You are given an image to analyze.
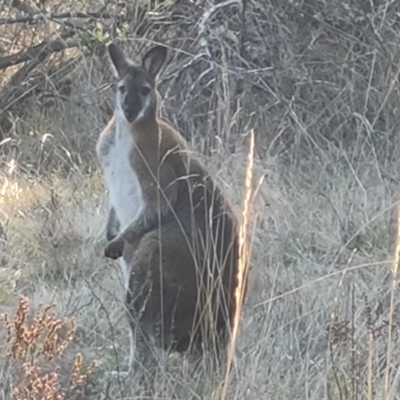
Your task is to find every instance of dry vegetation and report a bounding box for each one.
[1,296,96,400]
[2,0,400,398]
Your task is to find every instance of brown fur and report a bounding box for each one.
[97,43,245,361]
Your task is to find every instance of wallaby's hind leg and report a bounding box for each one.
[125,225,199,356]
[125,219,238,359]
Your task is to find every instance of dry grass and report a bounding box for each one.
[2,0,400,399]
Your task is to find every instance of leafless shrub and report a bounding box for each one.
[0,296,96,400]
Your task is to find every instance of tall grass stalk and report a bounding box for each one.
[384,202,400,399]
[221,130,255,400]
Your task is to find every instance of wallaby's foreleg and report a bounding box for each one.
[104,212,154,259]
[104,164,179,260]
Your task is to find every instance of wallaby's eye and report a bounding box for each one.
[140,87,151,96]
[119,85,126,94]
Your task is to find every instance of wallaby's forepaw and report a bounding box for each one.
[105,237,124,260]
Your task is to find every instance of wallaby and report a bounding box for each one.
[96,42,244,363]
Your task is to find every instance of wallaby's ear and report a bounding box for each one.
[108,43,128,76]
[142,46,167,80]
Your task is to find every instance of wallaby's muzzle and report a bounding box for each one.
[123,105,140,123]
[123,90,142,123]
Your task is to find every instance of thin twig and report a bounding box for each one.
[160,53,205,85]
[198,0,242,33]
[197,0,242,56]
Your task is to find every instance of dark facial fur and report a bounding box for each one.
[117,67,153,123]
[108,43,167,124]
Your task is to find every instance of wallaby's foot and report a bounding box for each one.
[105,237,124,259]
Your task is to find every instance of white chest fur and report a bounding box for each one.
[99,126,144,232]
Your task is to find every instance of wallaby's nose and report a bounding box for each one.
[124,104,141,123]
[124,94,141,123]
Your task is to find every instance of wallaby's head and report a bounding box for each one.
[108,43,167,124]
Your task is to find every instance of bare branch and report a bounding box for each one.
[0,36,80,71]
[10,0,40,15]
[0,11,112,26]
[0,58,42,114]
[197,0,242,57]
